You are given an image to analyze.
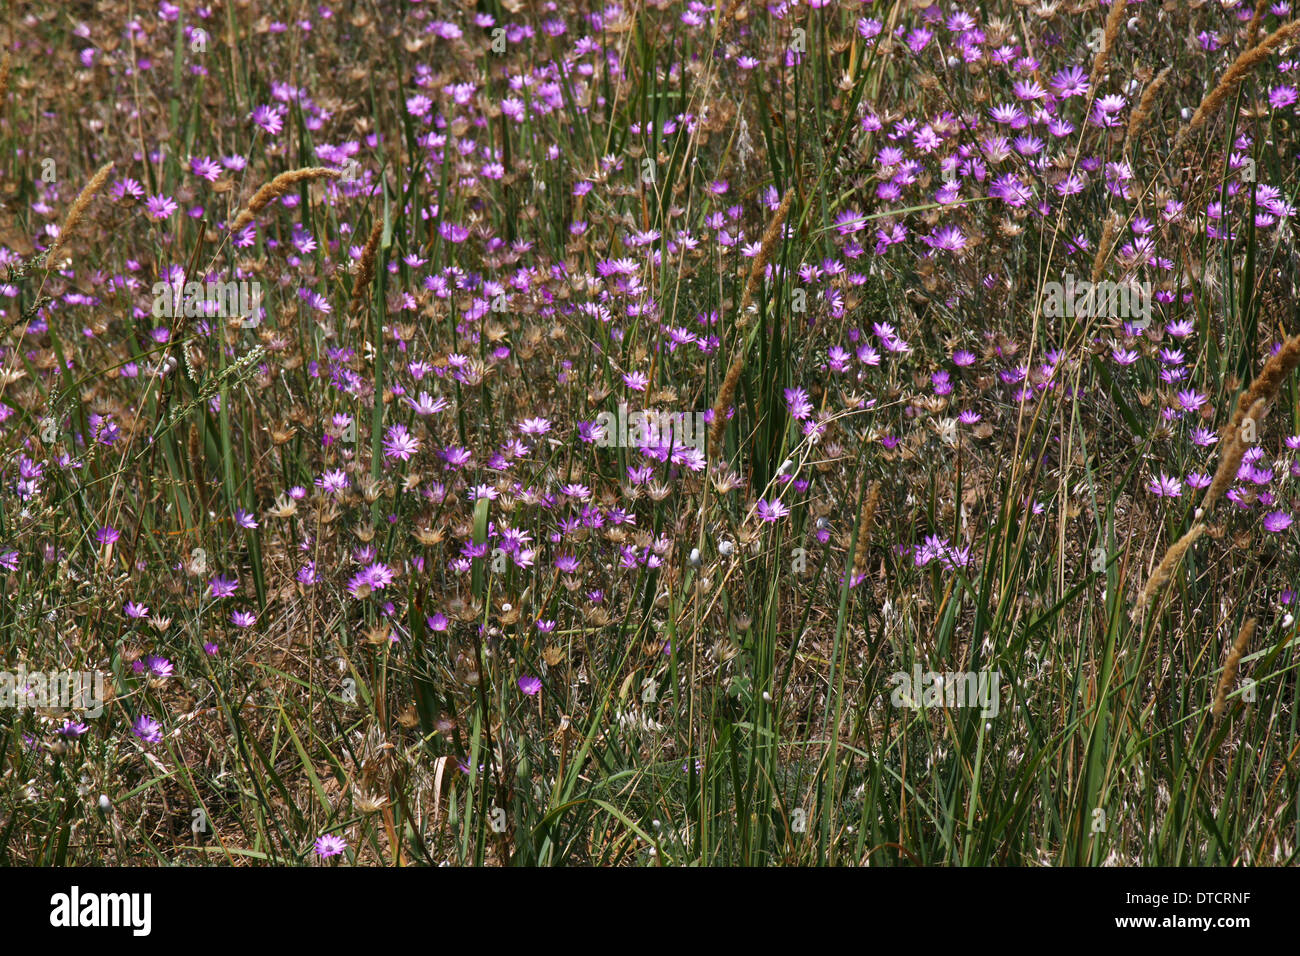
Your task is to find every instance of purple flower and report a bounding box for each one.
[210,575,239,598]
[348,562,396,596]
[1146,473,1182,498]
[784,388,813,420]
[517,675,542,696]
[1269,86,1298,110]
[132,715,163,744]
[145,194,178,220]
[383,423,421,462]
[1263,511,1293,533]
[189,156,223,181]
[145,655,173,678]
[1050,65,1089,98]
[314,834,348,858]
[250,104,286,136]
[925,224,967,252]
[1111,348,1140,366]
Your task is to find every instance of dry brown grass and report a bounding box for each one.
[1132,523,1206,621]
[1213,617,1256,718]
[1176,19,1300,148]
[229,167,343,234]
[349,218,384,316]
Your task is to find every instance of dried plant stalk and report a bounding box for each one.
[1212,617,1256,718]
[1226,335,1300,435]
[350,218,384,315]
[1088,0,1128,88]
[1177,20,1300,147]
[44,161,115,267]
[737,186,794,323]
[1089,214,1119,285]
[230,167,343,234]
[851,480,882,577]
[1132,523,1205,620]
[0,54,11,117]
[1247,0,1270,50]
[708,351,746,451]
[709,187,795,452]
[1125,66,1171,146]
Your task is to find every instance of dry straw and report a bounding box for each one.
[1225,334,1300,437]
[1131,523,1205,620]
[708,187,795,451]
[737,186,794,322]
[230,167,342,234]
[0,54,10,118]
[1199,396,1267,516]
[1212,617,1256,718]
[708,351,746,451]
[44,161,115,268]
[851,480,882,578]
[1125,66,1171,146]
[1176,19,1300,148]
[1198,335,1300,514]
[1089,214,1119,285]
[350,218,384,315]
[1247,0,1270,50]
[1087,0,1128,88]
